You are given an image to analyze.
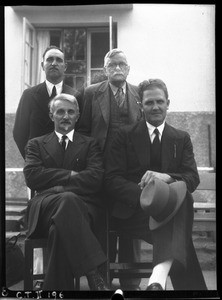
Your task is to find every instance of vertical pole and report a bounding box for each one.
[109,16,113,51]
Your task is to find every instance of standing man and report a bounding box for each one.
[23,93,109,291]
[104,79,207,290]
[13,45,83,159]
[78,48,143,290]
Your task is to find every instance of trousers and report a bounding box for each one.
[32,191,107,290]
[110,194,207,290]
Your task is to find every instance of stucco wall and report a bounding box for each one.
[5,4,215,113]
[5,111,215,198]
[5,111,215,169]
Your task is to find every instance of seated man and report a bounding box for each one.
[23,93,109,291]
[104,79,207,290]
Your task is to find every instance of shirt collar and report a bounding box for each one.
[146,121,165,139]
[55,129,74,142]
[45,80,63,96]
[109,82,127,95]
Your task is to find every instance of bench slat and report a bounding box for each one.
[6,205,27,214]
[194,202,215,209]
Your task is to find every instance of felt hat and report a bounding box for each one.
[140,178,187,230]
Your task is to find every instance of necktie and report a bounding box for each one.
[61,135,67,151]
[51,85,57,99]
[150,128,161,171]
[115,87,125,106]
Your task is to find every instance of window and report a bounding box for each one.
[36,26,117,90]
[22,18,36,91]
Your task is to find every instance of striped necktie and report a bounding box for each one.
[115,87,125,106]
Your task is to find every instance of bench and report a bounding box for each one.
[193,172,216,241]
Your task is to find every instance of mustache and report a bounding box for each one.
[61,120,71,124]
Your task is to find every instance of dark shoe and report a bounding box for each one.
[146,282,163,290]
[86,269,109,291]
[33,280,44,291]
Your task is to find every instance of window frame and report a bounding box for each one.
[22,17,36,92]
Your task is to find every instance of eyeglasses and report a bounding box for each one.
[106,62,128,70]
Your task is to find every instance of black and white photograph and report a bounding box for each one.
[2,4,217,300]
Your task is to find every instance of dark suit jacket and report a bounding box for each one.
[78,80,143,151]
[23,131,104,237]
[104,120,200,219]
[13,81,83,158]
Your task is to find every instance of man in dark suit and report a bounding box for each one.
[23,93,109,291]
[13,45,83,159]
[104,79,207,290]
[78,48,143,290]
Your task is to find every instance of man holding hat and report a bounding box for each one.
[104,79,207,290]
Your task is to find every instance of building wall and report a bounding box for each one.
[5,4,215,113]
[5,5,215,198]
[6,111,216,169]
[5,6,23,113]
[119,4,215,112]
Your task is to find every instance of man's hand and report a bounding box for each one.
[138,170,175,189]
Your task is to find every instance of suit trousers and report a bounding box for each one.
[33,191,107,290]
[110,195,207,290]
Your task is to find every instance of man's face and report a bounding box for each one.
[41,49,67,84]
[142,88,170,127]
[49,100,79,134]
[104,53,130,86]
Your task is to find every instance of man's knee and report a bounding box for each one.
[55,192,86,216]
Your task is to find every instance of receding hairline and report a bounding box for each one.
[42,46,64,61]
[48,93,79,112]
[104,48,128,67]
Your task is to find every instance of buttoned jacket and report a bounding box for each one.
[104,120,200,219]
[78,80,143,151]
[23,131,104,237]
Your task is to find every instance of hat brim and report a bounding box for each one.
[149,181,187,231]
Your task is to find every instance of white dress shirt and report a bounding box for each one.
[109,82,127,97]
[146,121,165,143]
[46,80,63,97]
[55,129,74,150]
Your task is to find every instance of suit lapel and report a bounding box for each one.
[43,132,64,167]
[34,82,51,116]
[36,82,72,117]
[127,83,142,123]
[130,121,177,172]
[131,121,150,169]
[96,81,111,126]
[63,132,85,169]
[161,123,176,171]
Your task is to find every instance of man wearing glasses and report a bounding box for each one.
[78,48,143,290]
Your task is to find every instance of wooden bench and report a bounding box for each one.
[193,172,216,241]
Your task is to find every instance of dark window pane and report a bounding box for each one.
[91,70,107,84]
[91,32,109,68]
[64,29,86,61]
[50,31,61,47]
[64,75,74,88]
[76,76,85,90]
[74,29,86,61]
[66,61,86,74]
